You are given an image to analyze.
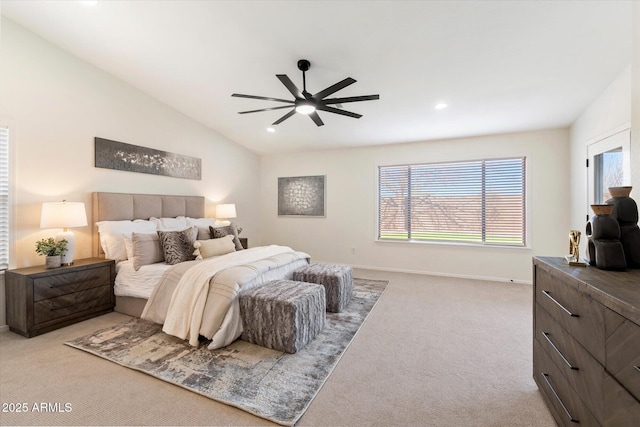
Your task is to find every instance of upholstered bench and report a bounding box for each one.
[239,280,326,354]
[293,263,353,313]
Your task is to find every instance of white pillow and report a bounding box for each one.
[180,217,219,240]
[193,235,236,260]
[96,220,157,261]
[150,217,190,231]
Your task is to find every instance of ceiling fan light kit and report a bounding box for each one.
[232,59,379,127]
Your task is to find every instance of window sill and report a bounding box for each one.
[375,238,532,251]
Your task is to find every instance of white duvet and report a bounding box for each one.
[141,245,309,349]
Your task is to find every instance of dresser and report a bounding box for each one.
[5,258,115,337]
[533,257,640,426]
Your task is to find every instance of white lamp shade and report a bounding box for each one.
[215,204,237,219]
[40,201,87,265]
[40,202,88,229]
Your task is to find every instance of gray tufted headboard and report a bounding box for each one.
[92,192,205,257]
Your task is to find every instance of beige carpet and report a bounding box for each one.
[0,269,555,426]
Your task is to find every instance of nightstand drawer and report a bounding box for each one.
[33,266,111,301]
[605,308,640,401]
[34,285,112,324]
[535,267,605,363]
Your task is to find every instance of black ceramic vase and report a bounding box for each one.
[586,204,626,270]
[606,186,640,268]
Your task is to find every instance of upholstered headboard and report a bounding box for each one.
[92,192,205,257]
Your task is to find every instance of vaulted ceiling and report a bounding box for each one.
[1,1,633,154]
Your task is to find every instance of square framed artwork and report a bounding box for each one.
[278,175,325,217]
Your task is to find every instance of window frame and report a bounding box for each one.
[376,156,527,248]
[0,125,10,271]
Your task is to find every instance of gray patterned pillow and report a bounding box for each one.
[157,226,198,265]
[210,223,244,250]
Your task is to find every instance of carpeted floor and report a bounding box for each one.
[64,278,387,426]
[0,269,556,426]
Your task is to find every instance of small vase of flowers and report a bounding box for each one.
[35,237,68,269]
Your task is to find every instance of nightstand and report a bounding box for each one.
[5,258,115,337]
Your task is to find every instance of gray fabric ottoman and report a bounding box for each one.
[239,280,326,354]
[293,263,353,313]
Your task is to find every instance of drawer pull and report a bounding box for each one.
[542,290,579,317]
[541,332,579,370]
[541,372,580,423]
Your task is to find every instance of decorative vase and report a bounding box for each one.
[606,186,640,268]
[586,204,626,270]
[45,255,61,269]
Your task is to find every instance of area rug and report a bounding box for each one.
[65,278,388,426]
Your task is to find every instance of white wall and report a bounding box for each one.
[0,18,261,327]
[261,128,570,283]
[632,2,640,185]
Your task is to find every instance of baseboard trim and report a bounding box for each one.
[0,324,9,333]
[315,261,532,285]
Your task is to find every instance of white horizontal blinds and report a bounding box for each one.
[484,158,526,246]
[378,157,526,246]
[0,127,9,269]
[378,165,409,239]
[410,161,483,243]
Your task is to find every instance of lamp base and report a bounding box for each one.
[55,230,76,266]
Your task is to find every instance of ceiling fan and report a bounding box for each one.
[231,59,379,127]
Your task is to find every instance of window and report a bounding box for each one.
[0,126,8,270]
[378,157,526,246]
[587,129,630,206]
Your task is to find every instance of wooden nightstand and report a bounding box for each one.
[5,258,115,337]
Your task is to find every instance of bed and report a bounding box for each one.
[91,192,310,349]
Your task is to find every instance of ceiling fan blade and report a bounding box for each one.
[272,109,297,125]
[309,111,324,127]
[322,94,380,104]
[276,74,303,99]
[317,105,362,119]
[232,93,294,104]
[238,105,295,114]
[313,77,356,100]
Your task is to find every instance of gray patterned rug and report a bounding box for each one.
[65,278,388,426]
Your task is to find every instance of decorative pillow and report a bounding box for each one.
[96,220,157,261]
[193,235,236,260]
[128,232,165,271]
[150,217,190,231]
[157,226,198,265]
[210,223,244,250]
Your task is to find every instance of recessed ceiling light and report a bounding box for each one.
[435,103,448,110]
[267,127,276,133]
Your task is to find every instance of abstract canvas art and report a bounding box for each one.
[278,175,325,216]
[95,137,201,180]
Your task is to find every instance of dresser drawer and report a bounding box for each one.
[34,285,112,324]
[535,267,605,363]
[605,308,640,401]
[534,340,600,427]
[33,266,110,302]
[535,303,605,422]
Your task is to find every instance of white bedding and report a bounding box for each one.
[114,260,171,299]
[141,245,310,349]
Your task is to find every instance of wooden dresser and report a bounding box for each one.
[533,257,640,426]
[5,258,115,337]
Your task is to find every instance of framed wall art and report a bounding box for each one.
[95,137,201,180]
[278,175,325,217]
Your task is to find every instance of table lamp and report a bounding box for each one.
[40,200,88,265]
[215,204,236,226]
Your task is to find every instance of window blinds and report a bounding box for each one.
[0,127,9,270]
[378,157,526,246]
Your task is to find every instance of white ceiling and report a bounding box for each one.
[1,1,633,155]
